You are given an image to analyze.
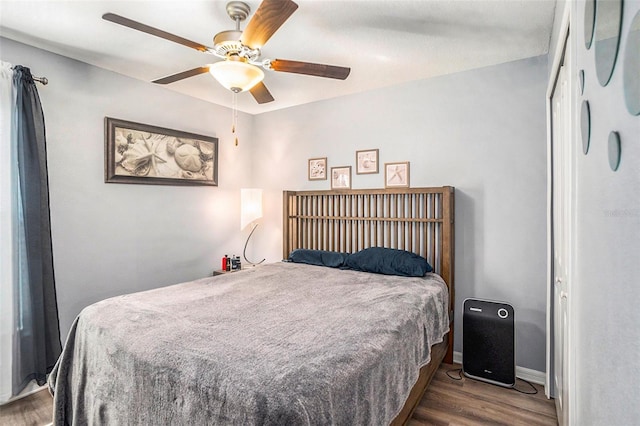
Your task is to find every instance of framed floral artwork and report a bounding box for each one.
[105,117,218,186]
[385,162,410,188]
[308,157,327,180]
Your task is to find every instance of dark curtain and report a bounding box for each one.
[12,66,61,394]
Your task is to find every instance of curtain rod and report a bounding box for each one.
[10,66,48,85]
[33,76,48,85]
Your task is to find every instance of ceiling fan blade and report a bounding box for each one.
[270,59,351,80]
[152,66,211,84]
[249,81,275,104]
[241,0,299,48]
[102,13,211,52]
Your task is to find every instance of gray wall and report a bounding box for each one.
[2,37,551,373]
[562,0,640,423]
[252,55,549,372]
[0,37,256,338]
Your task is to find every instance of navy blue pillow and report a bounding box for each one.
[344,247,433,277]
[288,249,349,268]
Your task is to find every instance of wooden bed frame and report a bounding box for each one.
[282,186,455,424]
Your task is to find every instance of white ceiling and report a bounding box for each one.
[0,0,557,115]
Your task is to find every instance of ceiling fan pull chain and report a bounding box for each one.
[232,91,239,146]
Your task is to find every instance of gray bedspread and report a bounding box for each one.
[49,262,449,425]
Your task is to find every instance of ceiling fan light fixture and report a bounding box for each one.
[209,60,264,93]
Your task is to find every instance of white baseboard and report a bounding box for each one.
[452,351,546,385]
[0,381,46,406]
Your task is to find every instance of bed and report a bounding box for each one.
[49,186,455,425]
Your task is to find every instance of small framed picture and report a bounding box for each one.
[331,166,352,189]
[308,157,327,180]
[356,149,379,174]
[385,162,410,188]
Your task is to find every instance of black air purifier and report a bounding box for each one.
[462,298,515,387]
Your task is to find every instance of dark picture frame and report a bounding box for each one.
[105,117,218,186]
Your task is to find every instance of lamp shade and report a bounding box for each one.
[241,188,263,230]
[209,60,264,93]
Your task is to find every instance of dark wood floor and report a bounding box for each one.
[0,387,52,426]
[412,364,557,425]
[0,363,557,426]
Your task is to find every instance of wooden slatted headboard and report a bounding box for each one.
[283,186,455,363]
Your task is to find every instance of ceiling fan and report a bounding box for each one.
[102,0,351,104]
